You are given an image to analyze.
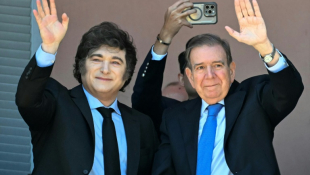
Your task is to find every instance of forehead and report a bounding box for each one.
[190,45,227,64]
[89,45,126,59]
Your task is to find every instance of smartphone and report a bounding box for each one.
[186,2,217,25]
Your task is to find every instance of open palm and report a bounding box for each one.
[33,0,69,53]
[226,0,268,47]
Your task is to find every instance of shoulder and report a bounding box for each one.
[163,98,200,117]
[236,74,270,90]
[44,78,69,96]
[118,102,154,124]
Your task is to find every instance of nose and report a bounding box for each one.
[204,66,215,79]
[100,61,110,74]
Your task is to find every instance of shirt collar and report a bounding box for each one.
[82,86,121,115]
[201,99,225,115]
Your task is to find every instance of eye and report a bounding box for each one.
[112,61,121,65]
[196,65,204,70]
[214,64,223,68]
[91,58,101,62]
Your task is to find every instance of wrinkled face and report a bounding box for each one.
[185,45,236,104]
[81,46,127,98]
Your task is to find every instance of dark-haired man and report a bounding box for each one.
[15,0,158,174]
[152,0,303,174]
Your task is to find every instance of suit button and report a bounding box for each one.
[29,67,32,70]
[83,170,89,174]
[142,73,145,77]
[147,62,149,65]
[25,76,28,79]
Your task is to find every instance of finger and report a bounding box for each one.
[225,26,241,42]
[62,13,69,31]
[169,0,187,12]
[175,2,194,13]
[37,0,46,18]
[239,0,249,17]
[33,10,42,29]
[252,0,262,17]
[179,8,197,18]
[235,0,243,20]
[245,0,254,16]
[50,0,57,17]
[182,19,193,28]
[42,0,50,15]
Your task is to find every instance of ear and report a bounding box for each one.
[178,73,184,86]
[185,67,195,89]
[229,61,236,83]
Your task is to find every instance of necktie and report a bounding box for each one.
[97,107,121,175]
[196,103,223,175]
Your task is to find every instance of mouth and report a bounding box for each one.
[96,77,112,81]
[205,84,218,87]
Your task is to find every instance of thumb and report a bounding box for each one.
[62,13,69,31]
[225,26,241,42]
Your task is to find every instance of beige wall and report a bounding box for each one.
[49,0,310,174]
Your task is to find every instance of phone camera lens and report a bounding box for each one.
[211,5,214,9]
[206,5,209,9]
[208,10,212,14]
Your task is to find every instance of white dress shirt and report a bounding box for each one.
[150,45,289,175]
[35,45,128,175]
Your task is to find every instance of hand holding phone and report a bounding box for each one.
[186,2,218,25]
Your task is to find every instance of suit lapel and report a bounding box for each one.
[70,85,95,146]
[179,98,201,175]
[118,102,140,175]
[224,81,246,144]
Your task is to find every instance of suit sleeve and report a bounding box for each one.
[15,54,58,131]
[152,111,176,175]
[131,47,168,134]
[258,53,304,127]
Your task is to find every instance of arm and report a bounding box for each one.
[152,113,176,175]
[225,0,303,126]
[15,0,69,130]
[132,0,196,134]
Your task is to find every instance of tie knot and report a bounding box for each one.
[97,107,115,118]
[207,103,223,117]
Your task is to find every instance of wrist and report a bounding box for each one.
[41,43,59,54]
[159,29,174,44]
[253,39,273,57]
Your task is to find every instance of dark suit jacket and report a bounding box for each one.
[152,55,304,175]
[132,48,180,135]
[16,55,158,175]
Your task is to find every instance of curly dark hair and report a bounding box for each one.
[185,33,232,70]
[73,22,137,92]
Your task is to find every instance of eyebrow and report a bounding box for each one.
[89,54,124,63]
[193,60,225,68]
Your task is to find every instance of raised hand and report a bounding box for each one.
[225,0,270,49]
[154,0,196,54]
[33,0,69,54]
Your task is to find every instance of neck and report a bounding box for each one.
[95,93,117,107]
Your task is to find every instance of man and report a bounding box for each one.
[15,0,158,174]
[152,0,303,174]
[132,0,198,134]
[162,81,188,102]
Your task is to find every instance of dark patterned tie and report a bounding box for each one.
[97,107,121,175]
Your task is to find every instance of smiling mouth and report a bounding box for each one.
[205,84,218,87]
[96,77,112,81]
